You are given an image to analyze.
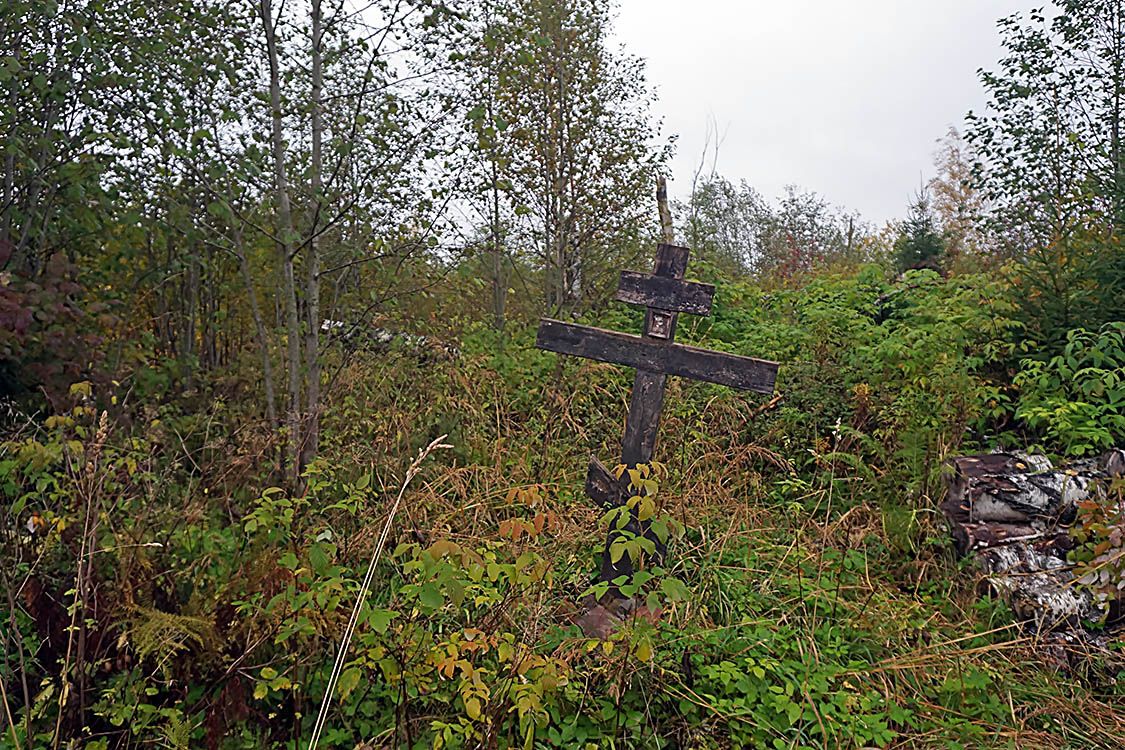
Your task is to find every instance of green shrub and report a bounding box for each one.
[1014,322,1125,456]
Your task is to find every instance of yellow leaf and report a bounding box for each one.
[428,539,461,558]
[635,640,653,662]
[337,667,361,698]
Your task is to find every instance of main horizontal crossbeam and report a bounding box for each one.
[536,319,779,394]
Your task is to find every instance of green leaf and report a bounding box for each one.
[660,577,691,602]
[368,608,397,634]
[446,578,465,607]
[418,583,444,610]
[308,543,332,575]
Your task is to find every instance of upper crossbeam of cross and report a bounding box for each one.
[536,243,779,583]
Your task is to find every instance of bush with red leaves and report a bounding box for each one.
[0,248,115,409]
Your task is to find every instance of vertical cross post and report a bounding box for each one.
[620,244,689,463]
[600,244,688,584]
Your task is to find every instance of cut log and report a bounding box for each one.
[977,544,1104,630]
[950,521,1059,553]
[942,451,1125,548]
[942,450,1125,635]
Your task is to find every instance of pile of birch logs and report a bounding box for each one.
[942,450,1125,631]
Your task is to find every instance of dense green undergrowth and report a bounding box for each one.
[3,266,1124,749]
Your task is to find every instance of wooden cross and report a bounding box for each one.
[536,243,779,585]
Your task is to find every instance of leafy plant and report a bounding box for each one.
[1070,481,1125,609]
[1015,322,1125,455]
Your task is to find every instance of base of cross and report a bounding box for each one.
[577,454,670,638]
[571,591,662,640]
[584,455,668,585]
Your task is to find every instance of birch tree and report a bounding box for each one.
[488,0,669,314]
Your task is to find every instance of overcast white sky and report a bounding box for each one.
[613,0,1035,226]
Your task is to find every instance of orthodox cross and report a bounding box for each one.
[536,243,779,585]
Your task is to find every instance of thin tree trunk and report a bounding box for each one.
[490,158,506,331]
[260,0,303,484]
[656,176,673,244]
[2,57,14,255]
[485,47,506,331]
[1110,3,1125,231]
[553,9,574,311]
[183,238,200,381]
[301,0,323,474]
[235,227,278,433]
[159,216,175,357]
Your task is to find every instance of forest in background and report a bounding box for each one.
[2,0,1125,747]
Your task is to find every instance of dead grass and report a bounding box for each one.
[309,352,1125,748]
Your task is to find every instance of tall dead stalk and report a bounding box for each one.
[306,434,452,750]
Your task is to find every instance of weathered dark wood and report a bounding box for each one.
[603,244,691,584]
[586,456,624,509]
[619,244,692,482]
[536,319,779,394]
[587,455,655,585]
[615,271,714,316]
[653,243,689,277]
[642,244,689,345]
[656,178,675,245]
[535,240,779,591]
[622,371,667,465]
[612,368,671,582]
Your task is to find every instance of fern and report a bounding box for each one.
[126,607,216,673]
